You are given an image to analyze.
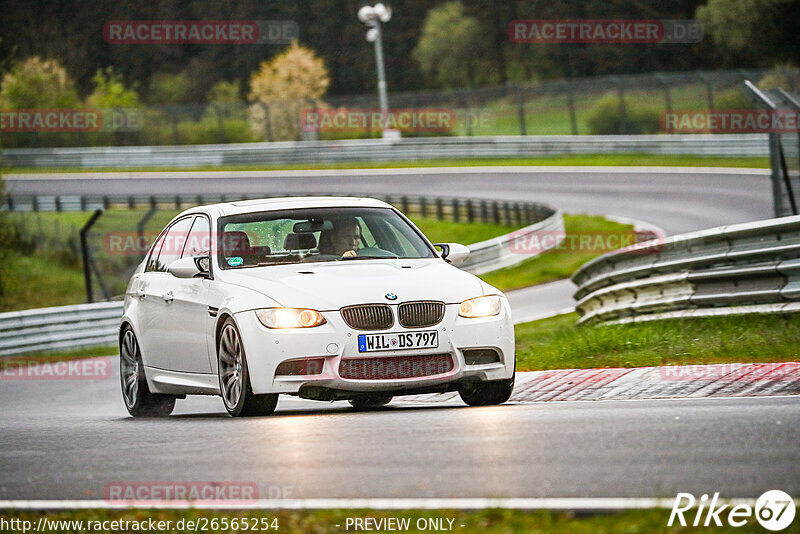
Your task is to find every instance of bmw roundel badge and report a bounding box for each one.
[385,293,398,301]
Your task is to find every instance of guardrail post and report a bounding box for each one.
[401,196,409,214]
[503,202,512,226]
[480,200,488,223]
[80,209,104,304]
[420,197,428,218]
[466,199,475,223]
[451,198,460,222]
[54,196,61,212]
[435,198,443,220]
[514,203,522,226]
[492,201,500,225]
[32,196,39,212]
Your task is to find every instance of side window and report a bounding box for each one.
[145,232,167,272]
[152,217,194,272]
[182,216,211,258]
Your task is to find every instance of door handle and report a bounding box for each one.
[161,291,174,303]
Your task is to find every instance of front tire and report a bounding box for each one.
[458,375,515,406]
[348,394,392,410]
[218,319,278,417]
[119,327,176,417]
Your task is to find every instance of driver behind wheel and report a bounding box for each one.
[318,217,361,258]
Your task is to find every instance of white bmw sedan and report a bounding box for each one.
[119,197,515,417]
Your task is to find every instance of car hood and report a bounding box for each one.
[220,258,485,310]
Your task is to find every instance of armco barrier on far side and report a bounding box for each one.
[1,134,769,169]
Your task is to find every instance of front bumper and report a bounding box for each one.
[235,300,515,397]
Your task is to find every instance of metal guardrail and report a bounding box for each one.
[1,134,769,168]
[572,215,800,325]
[0,198,563,356]
[0,302,123,356]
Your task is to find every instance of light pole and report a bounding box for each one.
[358,3,395,138]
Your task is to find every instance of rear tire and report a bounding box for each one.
[119,326,176,417]
[459,374,515,406]
[348,394,392,410]
[218,319,278,417]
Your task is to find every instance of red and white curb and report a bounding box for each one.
[513,362,800,402]
[397,362,800,405]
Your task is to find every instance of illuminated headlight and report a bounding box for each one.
[459,295,501,318]
[255,308,327,328]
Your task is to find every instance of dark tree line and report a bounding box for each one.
[0,0,796,101]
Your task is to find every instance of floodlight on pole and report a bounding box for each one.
[358,3,395,138]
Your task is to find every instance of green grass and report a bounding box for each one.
[0,508,761,533]
[515,312,800,372]
[4,255,86,310]
[412,217,517,245]
[3,154,769,174]
[479,214,634,292]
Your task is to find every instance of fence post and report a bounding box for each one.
[698,72,715,110]
[214,104,226,144]
[503,202,512,226]
[514,84,527,136]
[451,198,460,222]
[657,73,673,117]
[480,200,488,223]
[80,209,104,304]
[614,77,628,134]
[460,91,473,136]
[492,201,500,225]
[420,197,428,218]
[466,199,475,223]
[565,81,578,135]
[435,198,443,220]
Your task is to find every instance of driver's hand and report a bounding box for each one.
[342,250,357,258]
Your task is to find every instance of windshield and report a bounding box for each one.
[217,206,436,268]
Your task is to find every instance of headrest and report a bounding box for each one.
[222,231,253,255]
[284,232,317,251]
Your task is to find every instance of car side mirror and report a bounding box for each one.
[168,256,211,279]
[433,243,470,265]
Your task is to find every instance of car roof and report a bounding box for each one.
[179,196,394,219]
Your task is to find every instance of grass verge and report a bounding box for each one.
[3,154,769,174]
[0,508,752,533]
[515,312,800,371]
[479,214,633,292]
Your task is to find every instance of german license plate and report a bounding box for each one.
[357,331,438,352]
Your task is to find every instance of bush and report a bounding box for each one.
[586,93,661,135]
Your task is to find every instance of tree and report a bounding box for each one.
[696,0,800,66]
[86,67,141,108]
[0,56,80,109]
[412,1,495,88]
[148,73,191,105]
[248,41,330,141]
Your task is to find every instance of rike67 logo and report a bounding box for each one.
[669,491,795,531]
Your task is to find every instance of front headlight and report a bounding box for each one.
[459,295,502,318]
[255,308,327,328]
